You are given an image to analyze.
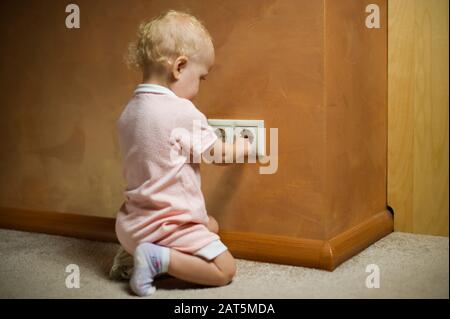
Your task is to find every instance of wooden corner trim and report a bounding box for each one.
[324,210,394,270]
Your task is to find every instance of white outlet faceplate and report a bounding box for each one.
[207,119,265,156]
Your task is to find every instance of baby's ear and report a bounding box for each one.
[172,56,188,79]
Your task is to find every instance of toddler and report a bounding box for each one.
[114,10,249,296]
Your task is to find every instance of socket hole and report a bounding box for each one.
[240,128,254,144]
[215,128,226,142]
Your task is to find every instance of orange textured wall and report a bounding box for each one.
[324,0,387,238]
[0,0,387,242]
[199,0,327,239]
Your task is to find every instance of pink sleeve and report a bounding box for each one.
[173,102,218,158]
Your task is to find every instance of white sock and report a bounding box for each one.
[130,243,170,296]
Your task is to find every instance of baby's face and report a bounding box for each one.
[170,49,214,100]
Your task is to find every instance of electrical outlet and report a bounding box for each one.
[214,127,227,142]
[212,126,234,143]
[234,126,257,156]
[208,119,265,156]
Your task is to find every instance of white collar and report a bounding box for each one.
[134,84,177,97]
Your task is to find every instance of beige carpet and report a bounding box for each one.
[0,228,448,299]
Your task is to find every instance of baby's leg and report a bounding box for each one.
[130,243,236,296]
[168,249,236,286]
[117,217,218,282]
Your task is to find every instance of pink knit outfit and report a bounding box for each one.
[115,84,227,260]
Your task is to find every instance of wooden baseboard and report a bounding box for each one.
[0,207,117,242]
[0,206,393,271]
[219,230,328,269]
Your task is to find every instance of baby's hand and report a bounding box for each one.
[207,136,251,165]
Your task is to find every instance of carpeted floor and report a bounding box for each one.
[0,228,448,299]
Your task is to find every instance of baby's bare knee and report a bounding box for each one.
[222,261,237,284]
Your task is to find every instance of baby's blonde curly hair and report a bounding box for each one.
[127,10,214,73]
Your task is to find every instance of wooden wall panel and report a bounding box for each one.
[388,0,449,236]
